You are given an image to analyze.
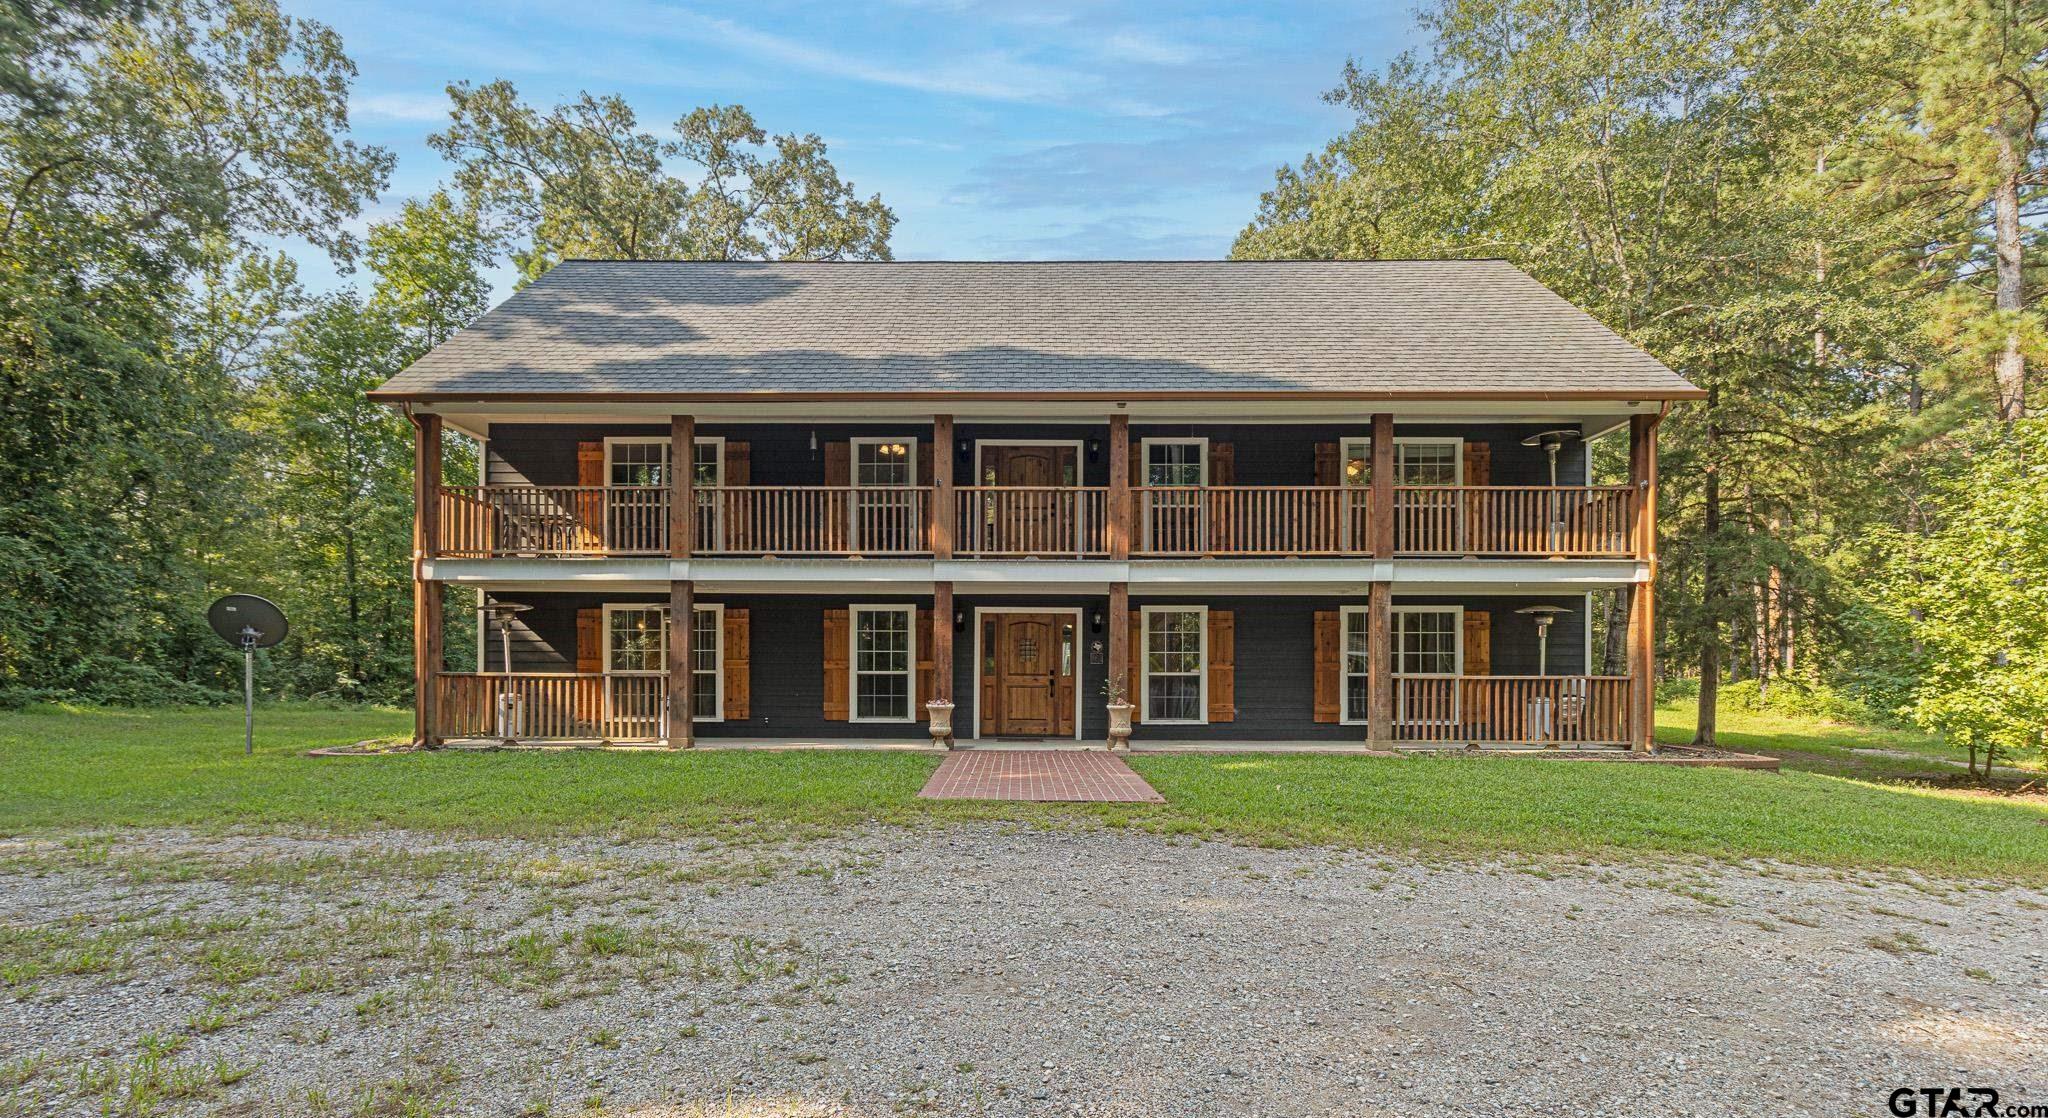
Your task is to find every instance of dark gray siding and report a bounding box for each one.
[486,422,1589,489]
[478,590,1589,741]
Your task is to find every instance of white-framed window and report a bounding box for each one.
[1340,605,1371,724]
[1338,437,1464,486]
[1141,605,1207,724]
[851,604,915,722]
[851,438,917,487]
[601,603,723,722]
[1392,605,1462,676]
[602,436,725,487]
[1140,438,1208,486]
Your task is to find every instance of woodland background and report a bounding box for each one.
[2,0,2044,771]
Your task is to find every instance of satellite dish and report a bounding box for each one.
[208,594,288,650]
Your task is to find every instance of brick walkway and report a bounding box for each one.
[917,750,1165,803]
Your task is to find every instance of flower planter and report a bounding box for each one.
[1106,702,1135,752]
[924,699,956,749]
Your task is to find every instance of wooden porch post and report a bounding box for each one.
[932,414,954,560]
[932,580,955,744]
[1108,413,1130,561]
[1628,413,1661,752]
[1367,582,1392,745]
[411,411,443,747]
[670,414,695,558]
[1107,580,1129,748]
[1367,412,1395,745]
[668,579,694,749]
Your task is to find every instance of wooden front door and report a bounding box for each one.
[980,612,1077,737]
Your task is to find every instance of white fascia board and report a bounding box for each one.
[1389,559,1646,588]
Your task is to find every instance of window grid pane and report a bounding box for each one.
[1394,611,1458,676]
[610,442,668,487]
[856,442,913,487]
[1342,610,1371,721]
[1146,443,1203,487]
[608,607,666,673]
[854,607,914,720]
[1144,609,1204,722]
[1396,442,1458,486]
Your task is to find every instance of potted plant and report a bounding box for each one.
[924,698,955,749]
[1103,679,1135,752]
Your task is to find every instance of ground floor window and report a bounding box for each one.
[1392,606,1461,676]
[1340,606,1371,724]
[1142,606,1206,724]
[603,603,722,722]
[852,605,914,722]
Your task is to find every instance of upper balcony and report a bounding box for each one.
[428,482,1638,560]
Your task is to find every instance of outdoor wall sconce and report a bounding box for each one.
[1088,609,1103,633]
[953,610,967,631]
[1087,438,1101,461]
[956,438,971,459]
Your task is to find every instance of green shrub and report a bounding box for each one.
[1720,678,1888,726]
[62,658,231,707]
[1655,677,1699,704]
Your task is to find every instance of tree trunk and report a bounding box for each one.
[1601,589,1631,676]
[1694,392,1721,747]
[1993,139,2026,421]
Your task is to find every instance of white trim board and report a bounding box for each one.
[969,606,1088,743]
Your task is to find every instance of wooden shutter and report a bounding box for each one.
[722,608,750,720]
[916,443,934,487]
[1463,442,1490,485]
[724,441,751,485]
[824,441,850,486]
[575,608,602,674]
[914,609,935,721]
[1208,441,1234,485]
[1129,444,1143,487]
[1206,610,1235,723]
[1463,610,1491,676]
[822,608,849,721]
[1313,442,1339,487]
[1127,611,1144,725]
[1312,610,1340,723]
[576,441,605,551]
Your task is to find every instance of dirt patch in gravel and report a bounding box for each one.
[2,826,2044,1116]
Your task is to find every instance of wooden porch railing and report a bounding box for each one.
[955,486,1110,557]
[433,673,669,741]
[1132,486,1369,556]
[437,485,670,557]
[1392,675,1633,746]
[704,486,929,555]
[1393,486,1635,557]
[431,484,1632,559]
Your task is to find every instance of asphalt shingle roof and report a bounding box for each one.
[370,259,1701,399]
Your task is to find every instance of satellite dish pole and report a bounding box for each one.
[207,595,289,756]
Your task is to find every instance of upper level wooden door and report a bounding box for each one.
[982,445,1080,555]
[980,612,1077,737]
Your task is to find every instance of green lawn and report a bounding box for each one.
[1,701,2043,880]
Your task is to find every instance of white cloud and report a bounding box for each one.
[354,91,452,123]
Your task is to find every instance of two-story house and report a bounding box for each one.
[372,260,1699,751]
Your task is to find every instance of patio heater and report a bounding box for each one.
[1515,603,1575,747]
[484,601,534,740]
[1519,429,1582,553]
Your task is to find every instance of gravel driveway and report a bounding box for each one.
[2,825,2044,1116]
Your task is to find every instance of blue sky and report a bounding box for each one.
[283,0,1420,295]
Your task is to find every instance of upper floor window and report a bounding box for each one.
[604,437,724,487]
[1339,438,1463,486]
[852,438,916,487]
[1143,439,1207,487]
